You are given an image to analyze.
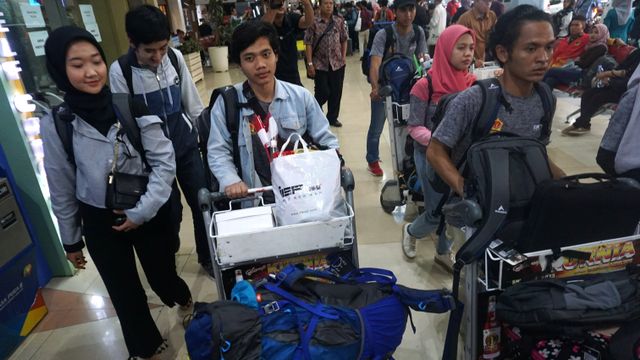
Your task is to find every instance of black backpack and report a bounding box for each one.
[438,81,557,360]
[52,93,148,169]
[361,23,423,83]
[195,86,242,192]
[117,48,181,95]
[428,79,555,194]
[496,266,640,338]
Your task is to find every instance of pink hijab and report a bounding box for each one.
[412,25,477,104]
[586,23,609,50]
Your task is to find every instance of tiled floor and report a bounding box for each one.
[10,55,605,360]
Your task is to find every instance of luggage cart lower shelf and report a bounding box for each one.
[198,168,359,299]
[461,233,640,360]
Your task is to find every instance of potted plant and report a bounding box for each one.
[208,0,235,72]
[177,37,204,82]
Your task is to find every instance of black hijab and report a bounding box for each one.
[45,26,115,136]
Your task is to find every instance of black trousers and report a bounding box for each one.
[80,201,191,358]
[166,115,209,264]
[574,80,626,129]
[314,65,346,124]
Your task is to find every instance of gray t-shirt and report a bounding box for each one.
[432,85,551,165]
[370,24,427,58]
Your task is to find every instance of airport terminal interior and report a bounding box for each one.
[8,56,605,360]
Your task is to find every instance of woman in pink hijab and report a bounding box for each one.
[401,24,475,265]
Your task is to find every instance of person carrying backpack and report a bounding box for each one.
[427,5,566,201]
[108,5,213,277]
[366,0,427,176]
[401,25,476,265]
[208,21,339,199]
[41,26,191,360]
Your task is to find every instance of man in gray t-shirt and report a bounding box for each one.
[427,5,566,198]
[365,0,427,176]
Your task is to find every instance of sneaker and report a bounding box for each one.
[562,125,590,136]
[368,161,383,176]
[330,120,343,127]
[200,261,215,278]
[402,223,417,259]
[434,253,455,273]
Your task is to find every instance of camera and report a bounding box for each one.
[270,0,284,9]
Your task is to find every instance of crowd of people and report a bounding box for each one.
[38,0,640,358]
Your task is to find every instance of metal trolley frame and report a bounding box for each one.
[197,168,359,299]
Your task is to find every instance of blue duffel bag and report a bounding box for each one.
[185,265,455,360]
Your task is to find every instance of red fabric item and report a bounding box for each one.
[551,34,590,67]
[415,24,476,104]
[447,1,460,19]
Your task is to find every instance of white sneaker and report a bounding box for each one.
[402,223,417,259]
[434,253,455,273]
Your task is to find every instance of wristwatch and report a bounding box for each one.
[307,62,313,66]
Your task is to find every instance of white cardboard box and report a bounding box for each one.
[214,206,275,236]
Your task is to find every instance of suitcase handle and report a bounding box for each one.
[562,172,615,183]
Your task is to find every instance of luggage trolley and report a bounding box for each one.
[378,85,423,215]
[197,168,359,299]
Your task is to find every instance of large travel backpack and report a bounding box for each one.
[361,23,423,86]
[185,265,455,360]
[427,79,555,194]
[52,93,147,168]
[438,81,557,360]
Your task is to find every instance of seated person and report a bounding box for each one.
[543,23,610,88]
[550,15,589,67]
[597,65,640,181]
[207,20,339,199]
[563,48,640,135]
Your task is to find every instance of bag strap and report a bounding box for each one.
[383,25,395,57]
[442,148,510,360]
[534,81,555,142]
[117,48,182,95]
[312,17,336,55]
[112,93,150,171]
[262,283,340,319]
[52,104,76,166]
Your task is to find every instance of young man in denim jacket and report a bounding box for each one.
[208,20,339,199]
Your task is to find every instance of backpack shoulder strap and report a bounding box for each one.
[383,25,395,57]
[117,55,134,95]
[112,93,149,170]
[471,78,503,141]
[167,47,182,84]
[411,24,422,57]
[209,85,243,178]
[425,72,434,107]
[534,81,555,141]
[52,104,75,166]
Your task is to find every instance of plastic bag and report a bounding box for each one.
[271,133,341,225]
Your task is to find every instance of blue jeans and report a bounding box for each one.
[366,98,386,163]
[543,67,582,88]
[408,147,453,255]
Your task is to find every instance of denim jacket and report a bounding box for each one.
[207,79,339,191]
[41,109,176,250]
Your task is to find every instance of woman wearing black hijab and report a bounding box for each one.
[41,26,191,359]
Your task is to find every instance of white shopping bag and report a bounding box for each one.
[271,133,341,225]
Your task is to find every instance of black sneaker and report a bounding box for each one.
[330,120,343,127]
[200,261,215,278]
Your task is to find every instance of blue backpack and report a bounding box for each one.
[185,265,455,360]
[379,53,417,103]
